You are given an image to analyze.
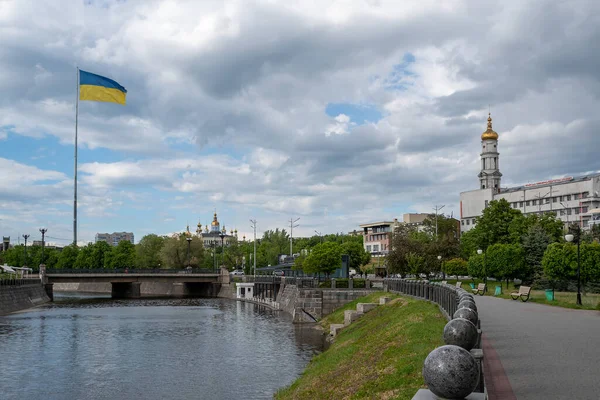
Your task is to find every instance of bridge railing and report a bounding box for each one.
[244,275,282,283]
[45,268,217,274]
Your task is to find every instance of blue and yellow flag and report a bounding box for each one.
[79,70,127,105]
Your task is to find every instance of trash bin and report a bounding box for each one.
[469,282,475,289]
[494,286,502,296]
[545,289,555,301]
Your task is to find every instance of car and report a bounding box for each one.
[273,270,285,276]
[230,270,244,276]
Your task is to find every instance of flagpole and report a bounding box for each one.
[74,67,79,246]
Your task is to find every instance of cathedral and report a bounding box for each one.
[186,211,239,248]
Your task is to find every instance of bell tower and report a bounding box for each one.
[478,113,502,192]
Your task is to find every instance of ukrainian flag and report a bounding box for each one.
[79,70,127,105]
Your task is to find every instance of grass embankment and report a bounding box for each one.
[275,292,446,400]
[440,278,600,310]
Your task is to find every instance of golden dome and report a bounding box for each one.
[211,212,219,226]
[481,113,498,140]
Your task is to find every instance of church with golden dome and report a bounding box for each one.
[192,211,238,248]
[460,113,600,235]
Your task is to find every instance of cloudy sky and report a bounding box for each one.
[1,0,600,246]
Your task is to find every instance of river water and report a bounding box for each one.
[0,293,325,400]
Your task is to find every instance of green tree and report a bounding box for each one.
[406,252,426,278]
[459,229,479,260]
[444,258,469,277]
[107,240,136,269]
[467,254,485,281]
[74,243,94,269]
[341,241,370,272]
[474,199,522,246]
[387,225,422,278]
[542,243,576,283]
[522,225,551,282]
[303,242,342,276]
[56,245,80,269]
[159,234,205,269]
[486,243,525,288]
[135,234,165,268]
[91,241,112,269]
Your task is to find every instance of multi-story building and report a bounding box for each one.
[95,232,135,246]
[359,213,431,258]
[459,114,600,233]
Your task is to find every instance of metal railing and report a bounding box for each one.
[0,277,41,287]
[384,279,459,319]
[45,268,217,274]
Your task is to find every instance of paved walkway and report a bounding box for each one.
[475,296,600,400]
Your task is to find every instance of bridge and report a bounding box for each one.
[42,269,223,300]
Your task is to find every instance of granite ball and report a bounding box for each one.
[453,307,478,326]
[460,293,474,301]
[458,300,478,312]
[423,345,479,399]
[443,318,478,350]
[459,295,475,304]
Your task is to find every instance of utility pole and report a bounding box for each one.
[433,205,445,239]
[289,217,300,256]
[250,219,257,277]
[39,228,48,265]
[22,234,30,267]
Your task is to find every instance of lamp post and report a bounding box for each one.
[477,248,486,288]
[437,255,444,280]
[39,228,47,265]
[565,228,582,306]
[22,234,30,267]
[315,230,322,243]
[250,219,257,277]
[186,236,192,268]
[219,229,226,269]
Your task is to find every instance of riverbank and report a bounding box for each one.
[0,284,50,315]
[275,293,446,400]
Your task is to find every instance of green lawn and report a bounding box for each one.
[275,294,446,400]
[437,278,600,311]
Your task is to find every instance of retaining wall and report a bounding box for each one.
[0,284,50,315]
[54,282,219,297]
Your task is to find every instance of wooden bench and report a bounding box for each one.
[510,286,531,302]
[472,283,486,296]
[456,281,462,289]
[441,280,448,285]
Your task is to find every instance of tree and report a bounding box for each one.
[56,245,79,269]
[341,241,370,272]
[303,242,342,276]
[459,229,479,260]
[444,258,469,277]
[542,243,576,283]
[467,254,484,281]
[471,199,522,247]
[522,225,551,282]
[159,234,205,269]
[406,252,426,278]
[136,234,165,268]
[387,225,422,277]
[91,241,112,269]
[74,244,94,269]
[107,240,136,269]
[485,243,525,288]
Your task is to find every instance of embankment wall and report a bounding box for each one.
[0,284,50,315]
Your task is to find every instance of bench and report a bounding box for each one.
[472,283,486,296]
[441,280,448,285]
[456,281,462,289]
[510,286,531,302]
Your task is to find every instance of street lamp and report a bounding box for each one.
[219,228,226,269]
[437,255,444,280]
[477,248,487,288]
[39,228,47,265]
[186,236,192,268]
[565,228,582,306]
[22,234,30,267]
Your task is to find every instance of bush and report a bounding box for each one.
[444,258,468,277]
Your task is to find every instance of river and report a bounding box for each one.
[0,293,325,400]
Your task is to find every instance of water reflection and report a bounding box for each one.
[0,295,324,400]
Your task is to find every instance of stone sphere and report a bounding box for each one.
[453,307,478,326]
[458,300,478,312]
[459,293,474,301]
[423,345,479,399]
[443,318,478,350]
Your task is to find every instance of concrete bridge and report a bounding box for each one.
[42,269,223,299]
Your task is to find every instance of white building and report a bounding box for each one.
[460,114,600,233]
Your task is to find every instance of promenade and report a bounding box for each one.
[476,296,600,400]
